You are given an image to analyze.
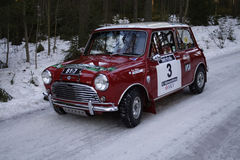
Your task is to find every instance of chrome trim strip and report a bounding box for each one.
[53,97,114,105]
[117,83,150,105]
[49,94,54,108]
[186,48,198,54]
[95,23,189,31]
[88,100,94,115]
[50,97,118,113]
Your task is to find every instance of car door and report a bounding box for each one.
[147,29,182,99]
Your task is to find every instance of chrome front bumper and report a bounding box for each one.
[48,95,118,115]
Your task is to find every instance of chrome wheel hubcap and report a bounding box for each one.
[197,72,204,88]
[132,97,141,119]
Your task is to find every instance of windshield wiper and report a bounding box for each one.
[122,52,140,56]
[90,51,112,55]
[110,52,140,56]
[111,53,122,56]
[105,51,113,55]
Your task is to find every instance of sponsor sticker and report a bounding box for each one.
[53,63,116,72]
[129,68,144,75]
[156,59,182,96]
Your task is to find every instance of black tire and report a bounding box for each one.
[119,88,143,128]
[189,66,206,94]
[53,105,66,115]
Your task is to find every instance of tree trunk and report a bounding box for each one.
[144,0,152,21]
[47,0,51,55]
[53,0,59,53]
[160,0,165,20]
[133,0,138,22]
[183,0,190,23]
[35,26,38,69]
[6,4,10,67]
[215,0,219,16]
[6,23,9,67]
[35,1,40,69]
[179,0,184,23]
[232,0,237,17]
[23,0,30,62]
[104,0,109,24]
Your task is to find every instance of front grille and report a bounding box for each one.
[52,82,100,103]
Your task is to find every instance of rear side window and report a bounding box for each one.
[176,29,195,50]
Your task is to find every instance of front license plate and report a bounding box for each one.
[63,108,88,117]
[77,110,87,116]
[62,68,81,75]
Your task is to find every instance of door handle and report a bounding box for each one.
[183,54,190,60]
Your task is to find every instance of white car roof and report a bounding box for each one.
[96,22,189,31]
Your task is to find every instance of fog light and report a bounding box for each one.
[100,96,106,102]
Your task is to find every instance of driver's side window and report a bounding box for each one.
[150,30,176,59]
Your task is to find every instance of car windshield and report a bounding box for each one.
[84,30,147,56]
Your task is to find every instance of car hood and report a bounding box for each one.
[50,55,142,85]
[56,55,140,72]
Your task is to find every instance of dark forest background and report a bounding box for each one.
[0,0,240,63]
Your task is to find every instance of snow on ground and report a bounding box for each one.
[0,50,239,160]
[0,39,70,120]
[0,18,240,120]
[192,18,240,60]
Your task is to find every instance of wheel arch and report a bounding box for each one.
[193,62,207,83]
[118,83,149,106]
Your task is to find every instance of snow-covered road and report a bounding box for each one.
[0,51,240,160]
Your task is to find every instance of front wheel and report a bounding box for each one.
[189,66,206,94]
[53,105,66,115]
[119,88,143,128]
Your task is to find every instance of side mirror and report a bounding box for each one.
[79,48,85,56]
[152,54,161,61]
[80,48,85,53]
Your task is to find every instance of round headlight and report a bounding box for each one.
[41,70,52,84]
[94,74,109,91]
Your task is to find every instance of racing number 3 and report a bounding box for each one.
[167,63,172,78]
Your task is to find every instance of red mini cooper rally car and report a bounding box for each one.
[42,22,207,128]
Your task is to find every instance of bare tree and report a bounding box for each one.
[103,0,108,24]
[160,0,167,20]
[179,0,184,23]
[183,0,190,23]
[144,0,152,21]
[214,0,219,16]
[78,0,89,48]
[53,0,60,53]
[6,4,10,67]
[232,0,238,16]
[35,1,40,69]
[133,0,138,22]
[47,0,50,55]
[6,23,9,67]
[23,0,30,62]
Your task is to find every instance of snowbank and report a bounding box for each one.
[0,19,240,121]
[192,18,240,60]
[0,39,70,120]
